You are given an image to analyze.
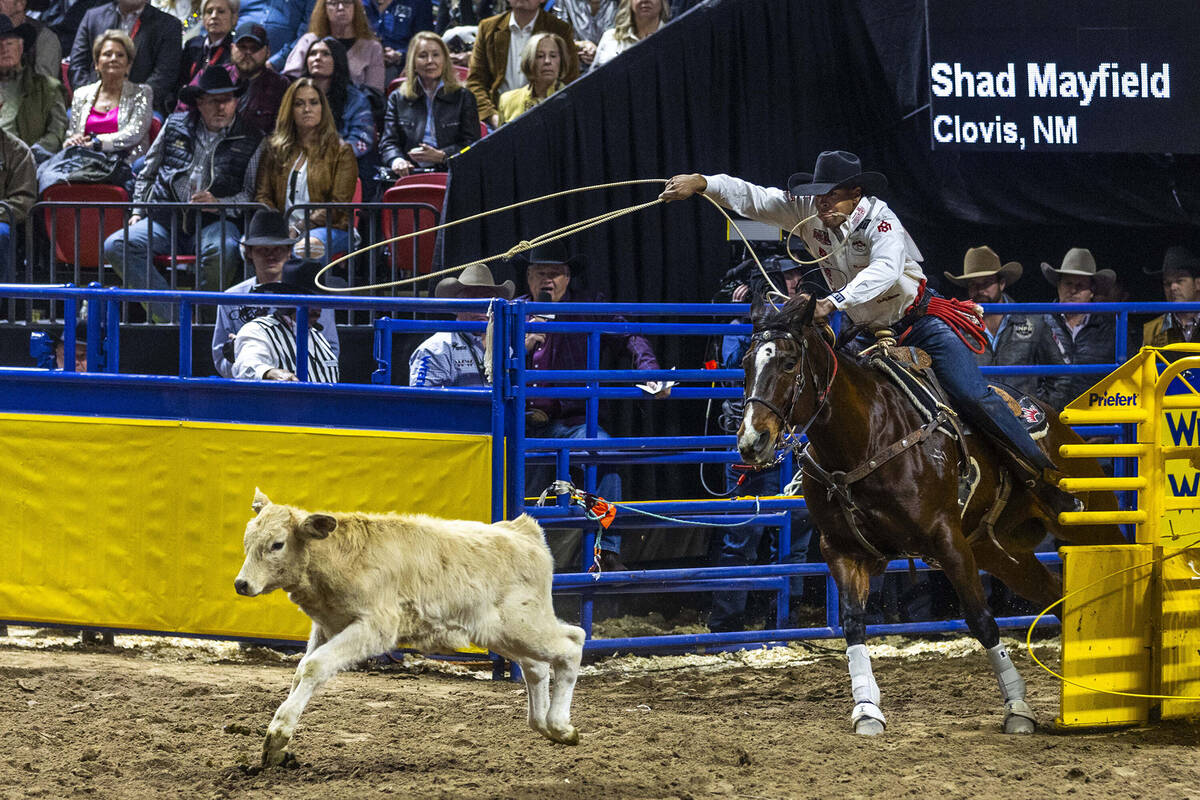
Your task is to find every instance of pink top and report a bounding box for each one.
[84,106,120,136]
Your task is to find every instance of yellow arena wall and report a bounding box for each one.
[0,413,492,641]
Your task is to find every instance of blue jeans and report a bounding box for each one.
[903,314,1055,473]
[709,465,813,629]
[104,217,242,321]
[0,222,11,283]
[527,420,622,557]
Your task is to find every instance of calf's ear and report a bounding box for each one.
[252,487,270,513]
[299,513,338,539]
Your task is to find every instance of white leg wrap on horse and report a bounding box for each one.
[847,644,882,707]
[986,643,1026,703]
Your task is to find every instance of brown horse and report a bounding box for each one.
[738,294,1124,735]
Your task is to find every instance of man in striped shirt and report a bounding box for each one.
[232,258,341,382]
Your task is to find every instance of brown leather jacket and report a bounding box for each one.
[255,139,358,230]
[467,10,579,122]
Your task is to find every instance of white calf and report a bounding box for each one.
[234,489,585,767]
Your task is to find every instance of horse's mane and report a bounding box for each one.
[754,294,845,353]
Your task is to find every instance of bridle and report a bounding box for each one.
[744,325,839,445]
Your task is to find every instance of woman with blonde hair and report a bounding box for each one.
[497,32,568,124]
[61,30,152,163]
[255,78,358,261]
[282,0,385,95]
[178,0,238,86]
[379,31,479,176]
[593,0,669,68]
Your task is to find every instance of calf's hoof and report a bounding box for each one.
[1003,700,1036,734]
[850,701,886,736]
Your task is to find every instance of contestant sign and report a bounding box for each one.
[926,1,1200,152]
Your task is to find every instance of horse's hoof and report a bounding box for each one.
[854,717,886,736]
[546,725,579,745]
[261,733,295,768]
[1003,700,1037,734]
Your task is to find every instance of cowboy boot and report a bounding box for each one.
[1001,453,1084,517]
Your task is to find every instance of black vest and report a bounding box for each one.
[149,112,263,224]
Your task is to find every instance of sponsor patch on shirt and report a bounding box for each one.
[830,291,846,304]
[1012,318,1034,340]
[850,238,867,254]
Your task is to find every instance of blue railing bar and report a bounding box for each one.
[529,320,745,335]
[526,387,744,399]
[178,301,192,378]
[524,451,745,465]
[984,301,1200,314]
[535,513,792,529]
[529,498,806,520]
[524,368,741,382]
[981,364,1121,376]
[523,301,754,316]
[559,578,791,595]
[1071,425,1123,437]
[524,435,738,449]
[374,319,488,333]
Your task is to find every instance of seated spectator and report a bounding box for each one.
[943,245,1048,399]
[178,0,236,88]
[103,65,263,321]
[436,0,493,34]
[497,31,566,125]
[0,14,66,162]
[593,0,669,68]
[70,0,182,115]
[232,256,340,382]
[151,0,204,40]
[362,0,432,83]
[301,37,374,176]
[212,209,338,376]
[282,0,383,96]
[466,0,577,128]
[0,123,34,282]
[0,0,61,77]
[228,21,289,135]
[235,0,314,71]
[379,30,478,176]
[1035,248,1117,410]
[519,240,669,572]
[61,29,152,163]
[255,77,357,261]
[1143,246,1200,347]
[409,262,512,387]
[553,0,614,71]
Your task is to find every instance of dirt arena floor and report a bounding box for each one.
[1,627,1198,800]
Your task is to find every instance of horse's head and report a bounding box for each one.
[737,292,831,466]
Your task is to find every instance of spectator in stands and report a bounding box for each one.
[593,0,669,68]
[1143,246,1200,347]
[408,262,512,387]
[519,240,669,572]
[61,29,152,163]
[0,14,66,162]
[212,209,338,376]
[0,0,61,77]
[436,0,492,33]
[497,31,566,124]
[943,245,1047,399]
[234,0,312,71]
[282,0,384,96]
[255,77,357,261]
[178,0,236,88]
[466,0,577,128]
[301,37,374,178]
[554,0,615,71]
[70,0,182,115]
[151,0,203,40]
[103,65,263,322]
[228,21,289,135]
[363,0,432,83]
[1035,248,1116,410]
[0,122,34,283]
[380,30,478,176]
[232,256,340,382]
[709,256,814,632]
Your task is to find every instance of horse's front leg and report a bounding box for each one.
[937,530,1036,734]
[828,551,886,735]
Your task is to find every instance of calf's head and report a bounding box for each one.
[234,488,339,597]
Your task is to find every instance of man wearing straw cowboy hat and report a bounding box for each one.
[408,263,514,388]
[1036,247,1116,411]
[661,150,1083,516]
[944,245,1048,399]
[1143,245,1200,348]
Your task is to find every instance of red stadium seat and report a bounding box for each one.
[393,171,448,189]
[381,183,446,277]
[41,183,129,272]
[454,64,470,82]
[148,116,162,145]
[60,57,71,99]
[387,75,405,96]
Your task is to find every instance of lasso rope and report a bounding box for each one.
[1024,537,1200,701]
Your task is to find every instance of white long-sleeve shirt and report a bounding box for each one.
[702,173,926,329]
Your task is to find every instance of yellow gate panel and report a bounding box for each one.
[0,414,492,641]
[1161,549,1200,719]
[1058,545,1154,728]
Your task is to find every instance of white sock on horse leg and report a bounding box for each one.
[986,643,1026,703]
[847,644,881,707]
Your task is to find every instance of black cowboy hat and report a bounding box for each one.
[0,14,36,50]
[179,64,246,104]
[252,258,346,295]
[240,209,300,247]
[1144,245,1200,276]
[527,239,585,269]
[787,150,887,197]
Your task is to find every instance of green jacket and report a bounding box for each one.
[7,68,67,154]
[0,128,35,225]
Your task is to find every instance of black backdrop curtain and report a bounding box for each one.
[438,0,1200,549]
